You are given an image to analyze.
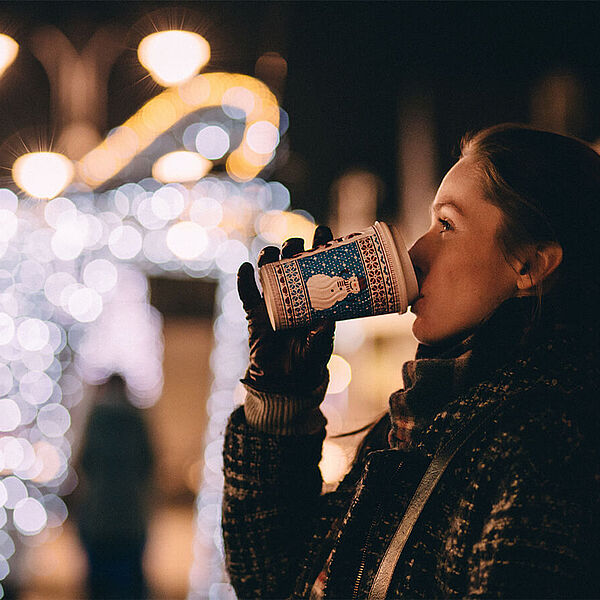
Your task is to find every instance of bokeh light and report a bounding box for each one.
[108,225,143,260]
[189,196,223,229]
[151,185,185,221]
[0,34,18,79]
[16,319,49,352]
[36,404,71,438]
[67,287,103,322]
[0,315,14,346]
[215,240,248,273]
[0,399,21,433]
[107,126,140,159]
[19,371,54,406]
[0,530,15,559]
[44,196,76,228]
[2,477,27,509]
[79,72,279,187]
[319,440,350,484]
[221,86,255,119]
[327,354,353,394]
[195,125,230,159]
[83,259,118,294]
[152,151,212,183]
[13,498,47,536]
[138,30,210,87]
[0,61,301,596]
[32,442,64,484]
[166,222,208,260]
[12,153,74,200]
[257,210,316,247]
[0,211,17,243]
[0,365,13,396]
[246,121,280,154]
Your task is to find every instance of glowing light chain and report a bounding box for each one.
[78,73,280,187]
[0,192,83,595]
[0,58,295,600]
[1,70,353,599]
[0,171,322,595]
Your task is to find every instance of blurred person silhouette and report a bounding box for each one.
[75,373,154,600]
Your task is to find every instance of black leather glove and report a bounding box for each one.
[237,225,335,394]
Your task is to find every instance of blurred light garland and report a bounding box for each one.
[1,68,334,599]
[0,168,311,594]
[78,72,281,188]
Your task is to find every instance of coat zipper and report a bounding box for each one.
[352,503,382,599]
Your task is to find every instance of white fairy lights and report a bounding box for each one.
[0,169,310,595]
[1,63,325,600]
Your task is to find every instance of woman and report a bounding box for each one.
[222,124,599,598]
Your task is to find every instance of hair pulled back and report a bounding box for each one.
[460,123,600,326]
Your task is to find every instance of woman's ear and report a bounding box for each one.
[516,242,563,293]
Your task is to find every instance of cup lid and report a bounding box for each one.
[374,222,419,309]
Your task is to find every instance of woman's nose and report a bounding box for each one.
[408,233,430,284]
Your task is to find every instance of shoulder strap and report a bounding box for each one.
[367,402,503,600]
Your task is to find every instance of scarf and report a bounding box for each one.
[388,298,536,452]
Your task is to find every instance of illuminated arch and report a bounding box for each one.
[78,73,280,187]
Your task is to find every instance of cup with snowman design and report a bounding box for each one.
[259,221,419,330]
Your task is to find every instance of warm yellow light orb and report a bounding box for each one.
[152,151,212,183]
[319,440,350,484]
[0,34,18,78]
[138,30,210,87]
[13,152,74,199]
[257,210,317,248]
[327,354,352,394]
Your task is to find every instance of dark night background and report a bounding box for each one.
[1,4,600,597]
[1,1,600,222]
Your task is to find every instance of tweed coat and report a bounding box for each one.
[222,301,599,599]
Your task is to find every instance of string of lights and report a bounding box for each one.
[0,29,361,598]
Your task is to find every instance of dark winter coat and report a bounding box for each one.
[222,299,599,598]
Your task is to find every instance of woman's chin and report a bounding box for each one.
[412,316,453,346]
[411,317,433,345]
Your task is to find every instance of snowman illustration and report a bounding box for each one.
[306,273,367,310]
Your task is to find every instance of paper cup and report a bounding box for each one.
[259,221,419,330]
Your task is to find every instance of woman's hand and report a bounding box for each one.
[237,225,335,393]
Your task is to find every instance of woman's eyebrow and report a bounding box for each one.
[431,199,465,216]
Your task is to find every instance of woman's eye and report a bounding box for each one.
[438,218,453,233]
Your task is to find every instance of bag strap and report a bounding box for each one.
[367,401,503,600]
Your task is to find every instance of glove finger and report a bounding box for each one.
[281,237,305,259]
[314,318,336,338]
[305,319,335,362]
[258,246,281,267]
[312,225,333,249]
[237,262,262,312]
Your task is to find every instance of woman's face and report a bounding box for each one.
[409,156,520,345]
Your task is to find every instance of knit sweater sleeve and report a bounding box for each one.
[466,398,599,599]
[222,405,328,599]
